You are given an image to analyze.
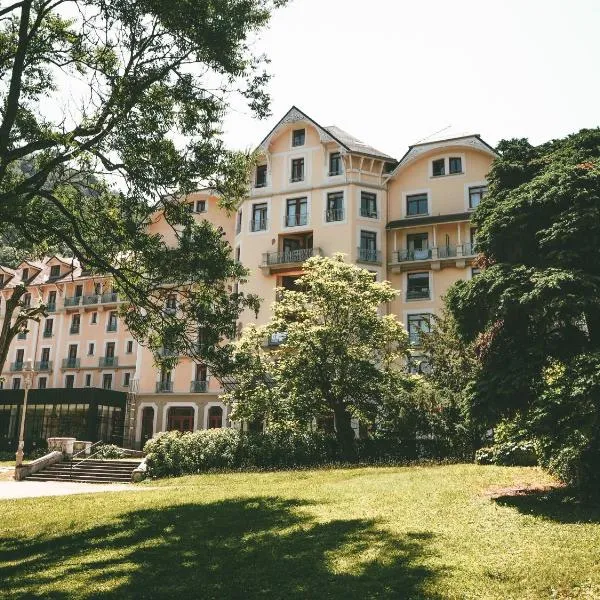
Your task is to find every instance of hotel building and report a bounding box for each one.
[0,107,496,449]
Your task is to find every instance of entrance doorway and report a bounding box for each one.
[141,406,154,443]
[167,407,194,432]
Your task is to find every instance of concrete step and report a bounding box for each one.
[46,464,139,472]
[26,475,131,484]
[25,458,142,483]
[27,472,133,482]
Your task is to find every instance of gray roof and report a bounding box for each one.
[324,126,395,160]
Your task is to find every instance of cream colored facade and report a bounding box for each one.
[0,107,496,447]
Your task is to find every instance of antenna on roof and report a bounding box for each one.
[414,125,452,145]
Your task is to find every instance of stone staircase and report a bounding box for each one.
[26,459,142,483]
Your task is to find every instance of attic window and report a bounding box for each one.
[292,129,305,147]
[432,159,445,177]
[49,265,60,279]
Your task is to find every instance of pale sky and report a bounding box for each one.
[222,0,600,159]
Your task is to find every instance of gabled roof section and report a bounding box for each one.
[386,134,498,180]
[257,106,395,160]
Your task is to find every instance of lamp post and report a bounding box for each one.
[15,359,35,468]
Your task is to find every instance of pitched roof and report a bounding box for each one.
[258,106,396,161]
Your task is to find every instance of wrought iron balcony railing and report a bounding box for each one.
[101,292,119,304]
[62,357,80,369]
[285,213,308,227]
[190,380,208,393]
[263,247,319,267]
[64,296,81,307]
[99,356,118,368]
[396,248,433,262]
[10,362,24,372]
[357,247,381,263]
[250,218,268,232]
[35,361,52,371]
[156,381,173,393]
[325,208,344,222]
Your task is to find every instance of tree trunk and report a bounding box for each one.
[332,403,357,462]
[0,286,27,375]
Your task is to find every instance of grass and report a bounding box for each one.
[1,464,599,599]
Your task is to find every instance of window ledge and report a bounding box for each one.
[430,172,464,179]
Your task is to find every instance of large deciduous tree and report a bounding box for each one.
[445,129,600,489]
[224,255,411,461]
[0,0,286,375]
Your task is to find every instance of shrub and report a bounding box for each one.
[94,444,127,459]
[475,441,538,466]
[144,429,340,478]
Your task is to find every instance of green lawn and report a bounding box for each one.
[1,464,599,599]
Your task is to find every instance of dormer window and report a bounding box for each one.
[21,268,29,282]
[292,128,305,147]
[49,265,60,279]
[449,157,462,174]
[255,164,267,188]
[432,159,445,177]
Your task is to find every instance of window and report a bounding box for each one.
[68,344,78,360]
[469,185,487,209]
[21,268,29,282]
[0,274,3,286]
[291,158,304,182]
[102,374,113,390]
[407,314,431,346]
[107,311,118,331]
[432,159,445,177]
[251,203,268,231]
[49,265,60,279]
[23,293,31,307]
[91,312,97,324]
[406,193,428,217]
[449,157,462,174]
[40,348,50,368]
[70,314,80,334]
[65,374,75,389]
[47,290,56,309]
[194,200,206,213]
[38,377,47,389]
[88,342,95,355]
[286,197,308,227]
[406,233,430,260]
[105,342,115,358]
[12,378,21,390]
[255,165,267,188]
[44,318,54,337]
[406,272,430,300]
[123,372,131,387]
[292,128,305,147]
[359,230,378,262]
[126,340,133,354]
[15,349,24,367]
[166,294,177,310]
[208,405,223,429]
[329,152,342,175]
[236,210,242,234]
[471,267,481,277]
[75,284,83,298]
[326,192,344,222]
[360,192,378,218]
[85,374,92,387]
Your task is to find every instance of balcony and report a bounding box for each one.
[155,381,173,393]
[325,208,344,223]
[357,247,382,264]
[106,323,118,332]
[64,296,82,308]
[10,362,24,372]
[82,294,101,306]
[190,380,208,393]
[250,218,268,232]
[360,208,378,219]
[101,292,119,304]
[261,247,321,273]
[43,330,53,338]
[438,245,458,259]
[69,325,80,334]
[99,356,118,368]
[35,361,52,371]
[396,248,433,262]
[389,243,478,272]
[285,213,308,227]
[62,357,80,369]
[46,302,56,313]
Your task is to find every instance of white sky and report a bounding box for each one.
[222,0,600,158]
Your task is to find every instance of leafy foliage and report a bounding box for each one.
[0,0,286,375]
[223,255,412,460]
[445,129,600,490]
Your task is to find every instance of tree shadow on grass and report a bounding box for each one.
[493,487,600,524]
[0,496,443,599]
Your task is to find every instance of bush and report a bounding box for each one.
[475,441,538,466]
[94,444,127,459]
[144,429,341,478]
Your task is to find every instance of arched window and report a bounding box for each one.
[208,406,223,429]
[167,407,194,432]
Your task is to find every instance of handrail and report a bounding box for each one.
[70,440,104,478]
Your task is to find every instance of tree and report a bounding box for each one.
[0,0,286,375]
[445,129,600,488]
[224,254,412,461]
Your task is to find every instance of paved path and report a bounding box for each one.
[0,479,147,500]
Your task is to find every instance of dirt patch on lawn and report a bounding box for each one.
[482,482,564,499]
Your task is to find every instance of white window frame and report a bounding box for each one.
[282,192,311,229]
[429,153,466,178]
[402,188,430,218]
[464,180,488,211]
[249,198,271,235]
